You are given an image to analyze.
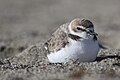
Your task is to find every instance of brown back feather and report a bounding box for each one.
[45,23,69,53]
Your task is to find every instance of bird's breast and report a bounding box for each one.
[67,39,99,57]
[47,39,99,63]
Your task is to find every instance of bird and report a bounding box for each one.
[44,18,100,63]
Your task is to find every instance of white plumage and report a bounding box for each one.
[47,38,99,63]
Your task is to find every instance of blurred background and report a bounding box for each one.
[0,0,120,59]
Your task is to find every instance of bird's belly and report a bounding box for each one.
[71,41,99,61]
[47,40,99,63]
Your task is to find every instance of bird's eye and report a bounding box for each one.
[77,27,81,30]
[89,30,93,33]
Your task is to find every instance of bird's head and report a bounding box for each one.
[68,18,98,40]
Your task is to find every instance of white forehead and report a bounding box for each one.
[78,26,86,29]
[78,26,94,30]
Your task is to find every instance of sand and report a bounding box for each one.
[0,42,120,80]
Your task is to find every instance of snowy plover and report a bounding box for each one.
[45,18,100,63]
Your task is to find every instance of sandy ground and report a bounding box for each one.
[0,0,120,80]
[0,43,120,80]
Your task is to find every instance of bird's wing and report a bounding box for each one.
[44,23,70,53]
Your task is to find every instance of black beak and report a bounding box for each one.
[90,32,98,36]
[86,30,98,36]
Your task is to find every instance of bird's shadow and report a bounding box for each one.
[96,55,120,66]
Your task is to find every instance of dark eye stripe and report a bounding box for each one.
[76,27,95,35]
[77,27,81,30]
[77,27,86,32]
